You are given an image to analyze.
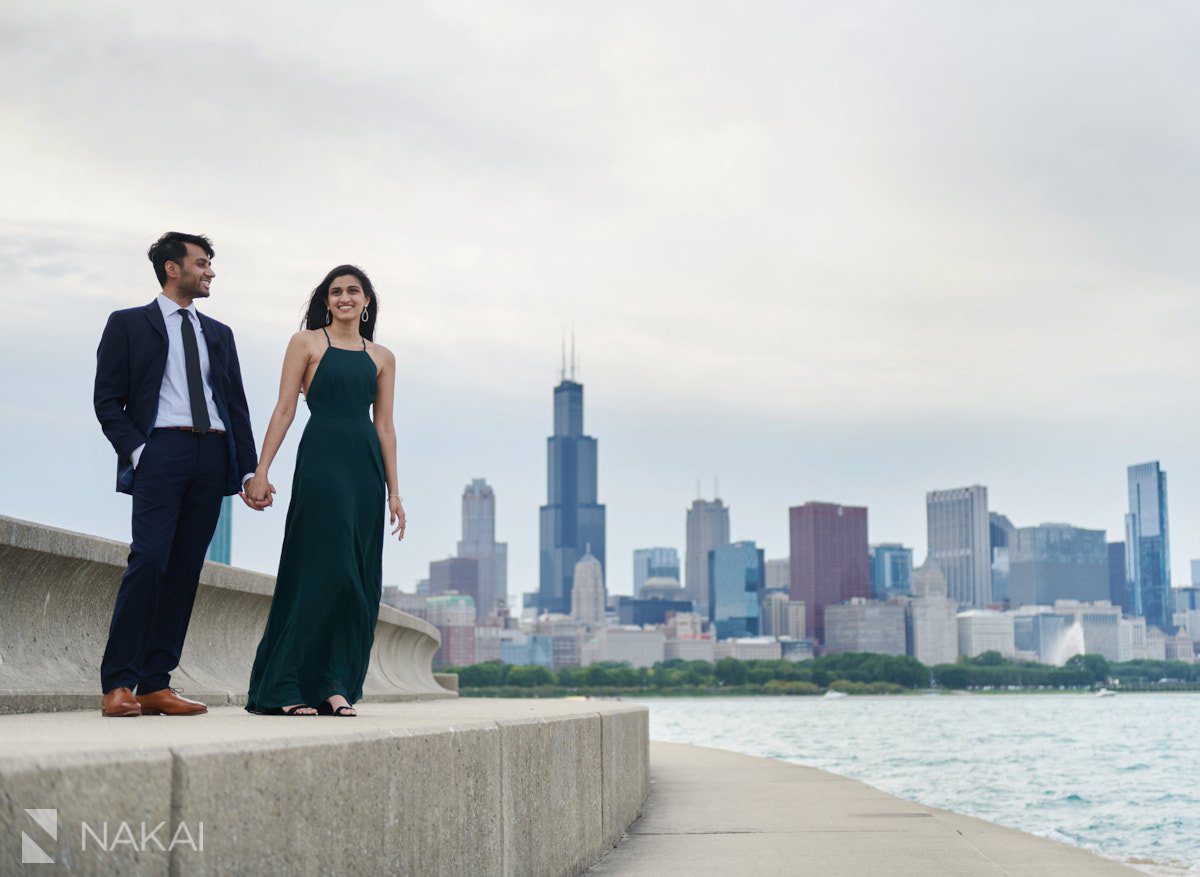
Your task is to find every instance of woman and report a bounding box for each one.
[244,265,406,716]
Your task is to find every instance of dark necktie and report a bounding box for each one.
[177,308,211,433]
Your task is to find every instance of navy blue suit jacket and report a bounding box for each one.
[93,300,258,495]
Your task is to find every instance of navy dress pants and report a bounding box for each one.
[100,429,228,694]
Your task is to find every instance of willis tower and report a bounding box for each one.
[538,344,605,614]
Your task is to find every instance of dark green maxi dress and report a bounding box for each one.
[246,330,385,711]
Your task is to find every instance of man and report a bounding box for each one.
[93,232,268,717]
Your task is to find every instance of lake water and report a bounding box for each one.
[639,693,1200,874]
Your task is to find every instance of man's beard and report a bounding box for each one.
[180,276,210,299]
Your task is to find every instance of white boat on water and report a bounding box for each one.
[822,690,848,700]
[1095,688,1116,697]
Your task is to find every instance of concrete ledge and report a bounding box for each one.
[588,741,1140,876]
[0,699,649,876]
[0,515,453,712]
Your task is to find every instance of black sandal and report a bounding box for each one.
[317,700,357,717]
[260,705,316,716]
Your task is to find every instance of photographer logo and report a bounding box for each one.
[21,809,57,864]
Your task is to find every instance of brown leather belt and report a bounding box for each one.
[159,426,227,436]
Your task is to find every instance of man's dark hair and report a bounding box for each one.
[147,232,214,287]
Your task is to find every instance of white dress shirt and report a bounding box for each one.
[152,294,226,433]
[132,296,250,486]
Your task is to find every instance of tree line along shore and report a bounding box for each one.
[441,653,1200,697]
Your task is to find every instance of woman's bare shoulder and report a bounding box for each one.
[367,340,396,364]
[290,328,325,351]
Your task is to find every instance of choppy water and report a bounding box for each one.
[640,693,1200,873]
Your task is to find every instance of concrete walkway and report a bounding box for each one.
[0,698,637,756]
[588,741,1140,876]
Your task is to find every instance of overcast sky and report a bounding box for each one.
[2,2,1199,605]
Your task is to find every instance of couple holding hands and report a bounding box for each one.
[93,231,406,718]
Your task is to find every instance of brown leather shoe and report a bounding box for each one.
[136,687,208,716]
[101,687,141,717]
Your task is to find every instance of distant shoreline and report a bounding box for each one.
[458,685,1200,698]
[447,652,1200,698]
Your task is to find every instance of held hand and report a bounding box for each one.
[243,474,276,510]
[389,496,406,541]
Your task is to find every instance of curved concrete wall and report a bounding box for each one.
[0,515,452,711]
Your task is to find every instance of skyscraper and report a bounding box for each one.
[989,512,1016,605]
[764,557,790,591]
[708,541,764,639]
[926,485,992,608]
[633,547,680,596]
[789,502,870,643]
[429,556,479,600]
[206,495,233,564]
[456,478,508,620]
[685,497,730,618]
[1008,523,1108,608]
[758,590,806,638]
[761,591,789,636]
[1126,461,1171,629]
[570,550,606,627]
[869,543,913,599]
[538,371,605,615]
[1108,541,1128,612]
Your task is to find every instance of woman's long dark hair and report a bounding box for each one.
[303,264,379,341]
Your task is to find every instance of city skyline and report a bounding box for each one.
[418,452,1199,617]
[3,3,1200,606]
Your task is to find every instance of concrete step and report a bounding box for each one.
[0,699,649,876]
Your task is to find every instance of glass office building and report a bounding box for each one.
[1008,523,1108,608]
[869,543,913,600]
[1107,541,1129,611]
[989,513,1016,605]
[708,541,764,639]
[1125,461,1171,629]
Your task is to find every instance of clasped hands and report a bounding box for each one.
[240,473,276,511]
